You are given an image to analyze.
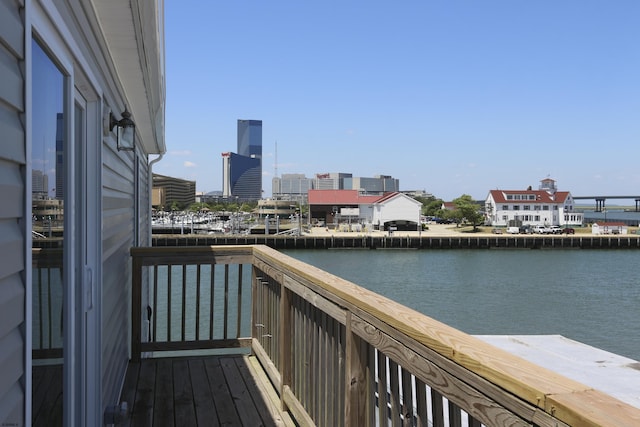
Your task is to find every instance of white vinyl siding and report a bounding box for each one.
[0,0,25,424]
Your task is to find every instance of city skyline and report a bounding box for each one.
[157,1,640,201]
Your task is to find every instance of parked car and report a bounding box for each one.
[519,225,533,234]
[492,228,503,234]
[548,226,563,234]
[532,225,548,234]
[563,227,575,234]
[506,226,520,234]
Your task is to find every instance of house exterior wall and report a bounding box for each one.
[0,0,164,424]
[372,195,422,226]
[0,1,26,425]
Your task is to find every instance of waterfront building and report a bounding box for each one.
[221,120,263,201]
[0,0,166,424]
[272,173,315,203]
[592,222,628,235]
[257,199,298,218]
[314,172,352,190]
[273,172,399,202]
[344,174,400,195]
[484,178,584,227]
[308,189,421,231]
[152,173,196,209]
[313,172,399,194]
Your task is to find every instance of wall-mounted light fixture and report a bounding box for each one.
[109,107,136,151]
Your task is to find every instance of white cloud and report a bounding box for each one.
[184,161,197,168]
[170,150,192,156]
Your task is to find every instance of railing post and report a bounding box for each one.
[344,312,369,426]
[279,283,292,412]
[131,253,142,362]
[251,266,259,352]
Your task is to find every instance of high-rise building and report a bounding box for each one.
[344,175,400,195]
[152,173,196,208]
[221,120,263,201]
[272,173,315,203]
[237,119,262,159]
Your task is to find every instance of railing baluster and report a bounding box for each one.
[401,368,413,427]
[181,264,186,342]
[415,378,428,427]
[448,401,462,427]
[167,265,172,342]
[210,264,215,340]
[153,265,158,342]
[431,389,445,427]
[38,269,44,350]
[377,351,389,427]
[311,304,318,422]
[279,284,292,412]
[195,264,201,340]
[223,264,229,340]
[47,270,52,349]
[389,359,401,427]
[345,312,368,426]
[236,264,243,337]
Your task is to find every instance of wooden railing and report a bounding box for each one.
[32,248,63,359]
[131,245,640,427]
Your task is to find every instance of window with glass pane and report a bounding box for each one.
[31,39,65,427]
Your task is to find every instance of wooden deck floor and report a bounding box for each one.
[32,363,63,427]
[118,355,292,427]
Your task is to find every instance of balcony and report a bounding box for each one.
[125,246,640,426]
[121,245,639,426]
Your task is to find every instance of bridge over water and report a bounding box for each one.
[573,195,640,212]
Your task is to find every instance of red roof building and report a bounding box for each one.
[484,178,584,228]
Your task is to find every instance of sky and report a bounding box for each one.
[158,1,640,201]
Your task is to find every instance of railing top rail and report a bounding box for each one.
[130,245,253,265]
[250,244,640,427]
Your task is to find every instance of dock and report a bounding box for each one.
[151,233,640,250]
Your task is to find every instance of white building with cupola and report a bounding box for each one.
[484,178,584,227]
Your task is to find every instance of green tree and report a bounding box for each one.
[452,194,483,230]
[424,199,444,217]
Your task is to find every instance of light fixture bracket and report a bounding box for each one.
[110,107,136,151]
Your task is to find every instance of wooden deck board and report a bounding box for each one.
[32,364,63,427]
[153,358,174,427]
[188,359,220,427]
[119,355,289,427]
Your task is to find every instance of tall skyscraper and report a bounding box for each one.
[221,120,263,200]
[237,119,262,159]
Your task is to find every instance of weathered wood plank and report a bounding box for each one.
[119,362,140,427]
[32,365,62,427]
[140,337,251,353]
[350,312,534,426]
[188,359,219,427]
[204,357,239,425]
[173,359,197,426]
[279,286,292,412]
[220,357,265,426]
[415,378,428,427]
[131,360,155,427]
[345,312,368,426]
[153,359,174,427]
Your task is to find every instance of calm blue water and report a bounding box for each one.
[283,249,640,361]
